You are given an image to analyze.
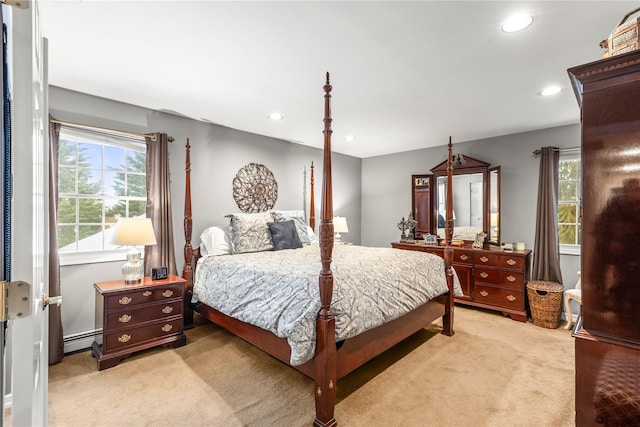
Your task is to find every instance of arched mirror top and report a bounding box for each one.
[430,154,501,246]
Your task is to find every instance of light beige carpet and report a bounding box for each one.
[49,307,575,426]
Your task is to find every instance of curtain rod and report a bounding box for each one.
[532,146,580,155]
[50,118,174,143]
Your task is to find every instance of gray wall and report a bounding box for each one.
[50,86,581,352]
[361,126,581,318]
[50,86,362,352]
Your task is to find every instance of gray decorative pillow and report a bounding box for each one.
[226,211,274,254]
[271,209,311,246]
[268,220,303,250]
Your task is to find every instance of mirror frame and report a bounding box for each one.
[429,155,501,246]
[487,166,501,246]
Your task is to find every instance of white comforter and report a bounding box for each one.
[193,244,462,365]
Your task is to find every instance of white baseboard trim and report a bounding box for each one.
[4,392,11,409]
[63,329,101,354]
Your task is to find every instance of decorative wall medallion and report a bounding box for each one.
[233,163,278,213]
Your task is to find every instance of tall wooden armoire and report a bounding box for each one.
[568,51,640,426]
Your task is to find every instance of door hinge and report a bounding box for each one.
[0,280,32,322]
[0,1,29,9]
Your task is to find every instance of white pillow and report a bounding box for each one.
[199,226,232,256]
[307,225,319,244]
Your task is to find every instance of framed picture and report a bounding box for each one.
[472,232,486,249]
[423,233,437,245]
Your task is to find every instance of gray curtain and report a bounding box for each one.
[48,118,64,364]
[144,133,177,276]
[532,146,563,283]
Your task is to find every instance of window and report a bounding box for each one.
[558,152,581,255]
[57,126,146,265]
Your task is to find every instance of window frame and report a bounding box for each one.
[558,151,581,256]
[57,126,147,266]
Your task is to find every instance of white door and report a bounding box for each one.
[3,2,49,425]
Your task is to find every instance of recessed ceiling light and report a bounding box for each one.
[502,14,533,33]
[344,135,356,142]
[268,112,283,121]
[540,86,562,96]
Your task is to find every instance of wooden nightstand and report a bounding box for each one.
[91,274,187,370]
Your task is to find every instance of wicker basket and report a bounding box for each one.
[601,7,640,58]
[527,280,563,329]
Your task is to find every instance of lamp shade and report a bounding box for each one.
[333,216,349,233]
[111,218,157,246]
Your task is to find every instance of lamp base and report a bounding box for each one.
[335,232,342,243]
[122,247,144,284]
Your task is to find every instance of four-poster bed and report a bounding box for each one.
[181,73,457,426]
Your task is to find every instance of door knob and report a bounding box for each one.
[42,294,62,310]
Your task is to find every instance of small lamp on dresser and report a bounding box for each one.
[333,216,349,243]
[111,218,157,284]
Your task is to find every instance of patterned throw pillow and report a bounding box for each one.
[271,209,311,246]
[226,211,274,254]
[267,220,303,250]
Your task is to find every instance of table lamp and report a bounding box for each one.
[333,216,349,243]
[111,218,157,284]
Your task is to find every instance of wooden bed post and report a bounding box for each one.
[182,138,195,329]
[313,73,338,427]
[442,137,455,337]
[310,161,316,231]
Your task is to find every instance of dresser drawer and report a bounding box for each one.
[454,251,473,264]
[103,317,183,352]
[105,300,183,330]
[500,271,524,289]
[475,284,525,311]
[474,268,499,284]
[105,284,183,310]
[474,253,501,267]
[501,255,525,270]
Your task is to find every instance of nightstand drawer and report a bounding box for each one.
[105,300,183,330]
[103,317,183,352]
[475,284,524,311]
[105,284,183,310]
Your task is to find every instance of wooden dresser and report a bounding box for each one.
[568,50,640,426]
[92,274,187,370]
[392,242,531,322]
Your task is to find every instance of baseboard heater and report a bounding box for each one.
[63,329,101,354]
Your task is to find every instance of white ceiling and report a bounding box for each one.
[38,1,636,158]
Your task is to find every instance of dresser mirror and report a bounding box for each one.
[422,155,500,246]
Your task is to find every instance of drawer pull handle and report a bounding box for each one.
[118,296,132,305]
[506,295,516,302]
[118,334,131,343]
[480,272,489,279]
[162,290,174,298]
[162,306,173,314]
[118,314,132,323]
[480,256,489,263]
[459,254,468,261]
[161,324,173,332]
[143,291,152,297]
[506,259,517,266]
[480,290,489,297]
[507,275,516,282]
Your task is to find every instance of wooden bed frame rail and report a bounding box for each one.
[182,74,455,426]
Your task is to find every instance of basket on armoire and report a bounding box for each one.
[601,7,640,58]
